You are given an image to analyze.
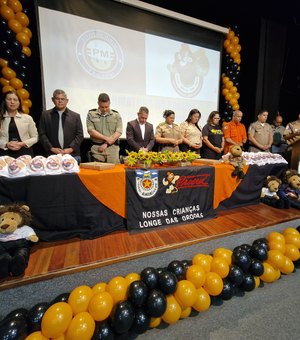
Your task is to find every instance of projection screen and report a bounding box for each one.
[35,0,227,138]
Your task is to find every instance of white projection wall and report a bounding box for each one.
[38,6,222,138]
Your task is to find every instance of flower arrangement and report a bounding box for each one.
[125,150,200,167]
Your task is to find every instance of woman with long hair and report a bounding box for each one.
[0,90,38,157]
[179,108,202,154]
[201,110,224,159]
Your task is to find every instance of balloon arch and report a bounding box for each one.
[0,0,32,113]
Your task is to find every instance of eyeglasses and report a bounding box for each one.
[213,117,220,120]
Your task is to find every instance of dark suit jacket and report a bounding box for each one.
[38,108,84,156]
[126,119,155,151]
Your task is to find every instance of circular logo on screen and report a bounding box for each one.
[168,43,209,97]
[76,30,124,79]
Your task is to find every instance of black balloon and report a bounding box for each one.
[252,238,268,251]
[0,318,28,340]
[157,270,177,295]
[156,267,165,275]
[28,302,49,333]
[111,300,135,335]
[11,59,22,72]
[232,250,251,272]
[128,280,149,307]
[249,258,264,276]
[219,279,235,300]
[20,53,29,65]
[250,244,268,261]
[4,48,14,62]
[240,273,256,292]
[228,264,245,286]
[145,289,167,318]
[51,292,70,305]
[140,267,158,289]
[92,321,115,340]
[182,259,192,269]
[130,308,150,334]
[5,29,14,41]
[167,260,186,280]
[19,71,28,82]
[11,41,22,54]
[2,308,29,325]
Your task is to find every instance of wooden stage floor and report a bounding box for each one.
[1,203,299,291]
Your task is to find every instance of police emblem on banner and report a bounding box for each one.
[135,170,158,198]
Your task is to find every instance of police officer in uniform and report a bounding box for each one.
[86,93,122,163]
[248,109,273,152]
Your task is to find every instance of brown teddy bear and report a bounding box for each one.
[0,204,39,279]
[261,175,290,209]
[223,144,246,179]
[278,169,300,209]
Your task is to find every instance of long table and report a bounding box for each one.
[0,162,286,242]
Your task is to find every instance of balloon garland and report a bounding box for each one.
[0,0,32,114]
[0,226,299,339]
[221,26,241,121]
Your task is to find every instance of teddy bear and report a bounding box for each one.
[162,171,179,193]
[223,144,246,179]
[260,175,290,209]
[0,204,39,280]
[278,169,300,209]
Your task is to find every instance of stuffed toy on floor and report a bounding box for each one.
[223,144,246,179]
[0,204,39,280]
[260,175,290,209]
[278,169,300,209]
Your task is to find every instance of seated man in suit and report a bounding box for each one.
[126,106,155,152]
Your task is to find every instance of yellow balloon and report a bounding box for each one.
[16,31,30,46]
[267,231,285,244]
[17,87,29,99]
[0,4,15,21]
[2,85,15,93]
[2,66,16,80]
[225,80,233,89]
[7,0,22,13]
[88,291,114,321]
[106,276,128,304]
[203,272,223,296]
[186,264,206,288]
[280,256,295,274]
[21,103,29,114]
[180,306,192,319]
[68,285,93,315]
[41,302,73,339]
[22,46,31,57]
[230,86,237,94]
[284,243,300,261]
[233,103,240,110]
[284,234,300,248]
[8,18,22,33]
[10,77,23,90]
[162,294,182,325]
[254,276,260,288]
[260,262,276,283]
[283,227,300,236]
[192,287,211,312]
[223,39,230,48]
[149,317,161,328]
[125,272,141,285]
[22,98,32,108]
[213,248,232,265]
[25,331,49,340]
[0,58,8,68]
[21,26,32,38]
[192,253,211,273]
[174,280,197,308]
[266,249,285,270]
[15,11,29,26]
[65,312,95,340]
[210,257,229,279]
[227,30,235,39]
[91,281,107,294]
[0,77,10,86]
[268,240,286,253]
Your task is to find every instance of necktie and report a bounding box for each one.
[58,112,64,148]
